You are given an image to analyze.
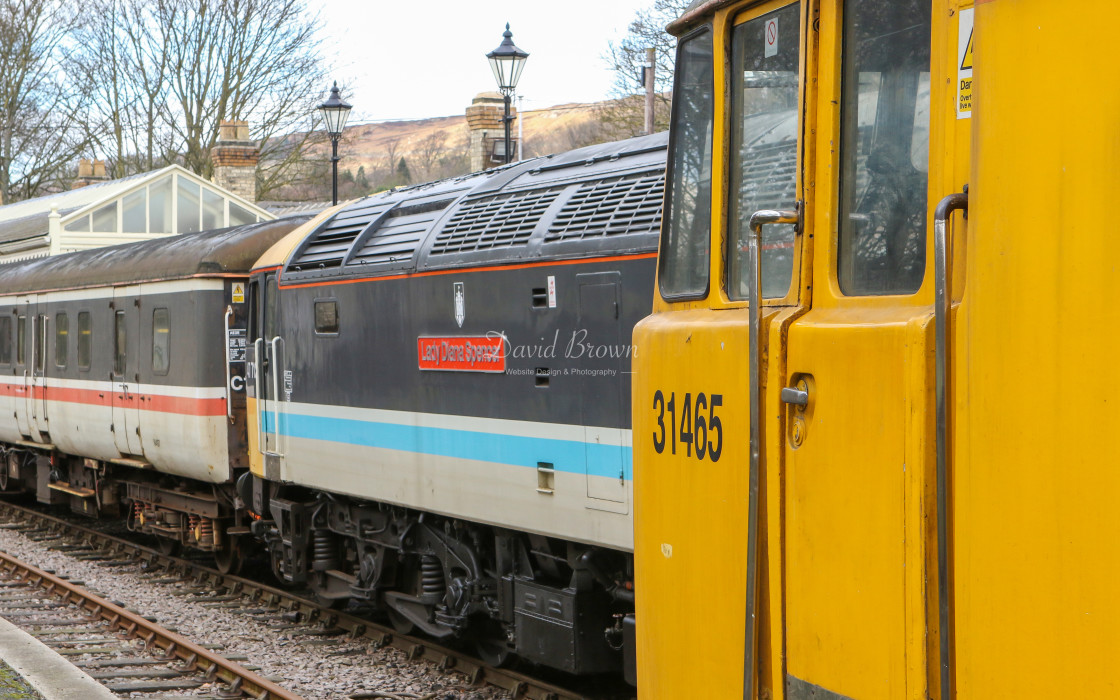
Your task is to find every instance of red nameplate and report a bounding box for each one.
[417,336,506,372]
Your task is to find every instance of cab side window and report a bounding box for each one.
[837,0,932,295]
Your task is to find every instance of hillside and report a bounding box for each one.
[272,96,638,200]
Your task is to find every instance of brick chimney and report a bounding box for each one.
[466,92,517,172]
[72,159,109,189]
[210,120,259,202]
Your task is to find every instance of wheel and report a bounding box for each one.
[0,453,13,490]
[385,606,415,635]
[213,539,243,576]
[156,537,180,557]
[472,619,512,667]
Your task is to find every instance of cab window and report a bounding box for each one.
[658,27,714,300]
[727,3,801,300]
[837,0,932,295]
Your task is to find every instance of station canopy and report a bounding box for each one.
[0,164,273,264]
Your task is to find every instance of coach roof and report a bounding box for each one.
[0,216,309,295]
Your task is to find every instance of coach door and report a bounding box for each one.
[111,286,144,457]
[28,297,50,441]
[779,2,955,698]
[12,305,31,439]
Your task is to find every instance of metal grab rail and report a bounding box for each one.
[267,336,284,458]
[253,338,265,456]
[934,191,967,700]
[223,306,233,422]
[744,207,800,700]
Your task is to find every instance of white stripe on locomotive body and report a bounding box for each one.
[0,376,226,398]
[265,401,634,551]
[0,278,225,304]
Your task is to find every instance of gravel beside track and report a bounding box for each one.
[0,524,505,700]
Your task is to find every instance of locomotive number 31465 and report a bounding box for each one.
[651,390,723,462]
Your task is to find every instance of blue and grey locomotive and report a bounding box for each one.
[242,133,666,674]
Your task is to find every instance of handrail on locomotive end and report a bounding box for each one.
[744,206,800,700]
[934,190,967,700]
[223,306,234,422]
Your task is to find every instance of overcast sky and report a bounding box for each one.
[318,1,655,123]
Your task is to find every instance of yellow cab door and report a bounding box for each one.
[633,0,810,696]
[781,1,968,698]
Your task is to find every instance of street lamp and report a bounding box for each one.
[486,23,528,165]
[317,81,352,205]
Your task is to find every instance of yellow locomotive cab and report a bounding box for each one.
[636,0,1120,697]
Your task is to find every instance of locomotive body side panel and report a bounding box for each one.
[270,255,654,551]
[954,1,1120,696]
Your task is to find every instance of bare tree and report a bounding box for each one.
[599,0,689,138]
[414,131,447,182]
[155,0,326,188]
[0,0,88,201]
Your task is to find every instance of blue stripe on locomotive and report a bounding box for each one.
[263,410,632,480]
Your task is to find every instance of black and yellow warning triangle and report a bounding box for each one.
[961,28,973,70]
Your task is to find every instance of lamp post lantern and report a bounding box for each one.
[486,23,528,165]
[318,81,352,205]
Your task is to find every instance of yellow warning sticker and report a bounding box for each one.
[957,8,974,119]
[232,283,245,304]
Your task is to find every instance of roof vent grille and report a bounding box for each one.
[545,173,665,242]
[429,187,561,255]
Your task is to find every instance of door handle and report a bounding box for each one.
[780,387,808,406]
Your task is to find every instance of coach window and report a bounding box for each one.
[837,0,931,295]
[152,308,170,374]
[77,312,92,371]
[113,311,126,376]
[0,316,10,365]
[55,313,68,368]
[16,316,24,365]
[658,26,714,300]
[314,301,339,334]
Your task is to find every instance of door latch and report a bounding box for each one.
[780,386,809,406]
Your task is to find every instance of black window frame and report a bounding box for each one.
[657,24,716,302]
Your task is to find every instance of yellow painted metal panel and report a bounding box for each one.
[955,0,1120,696]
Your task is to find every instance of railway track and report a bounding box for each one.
[0,545,299,699]
[0,500,609,700]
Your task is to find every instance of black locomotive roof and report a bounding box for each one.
[0,216,310,295]
[281,132,668,285]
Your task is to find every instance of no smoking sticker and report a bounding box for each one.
[957,8,973,119]
[765,17,778,58]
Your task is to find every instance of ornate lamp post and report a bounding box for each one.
[317,82,352,205]
[486,24,528,165]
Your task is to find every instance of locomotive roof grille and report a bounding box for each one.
[428,187,563,255]
[545,172,665,242]
[289,201,393,270]
[347,198,458,266]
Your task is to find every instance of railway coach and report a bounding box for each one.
[0,217,311,572]
[632,0,1120,699]
[239,133,666,675]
